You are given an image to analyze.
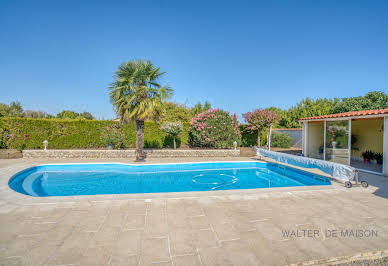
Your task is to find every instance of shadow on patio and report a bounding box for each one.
[359,171,388,199]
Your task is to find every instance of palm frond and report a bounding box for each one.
[109,59,172,122]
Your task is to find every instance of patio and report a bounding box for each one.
[1,157,388,265]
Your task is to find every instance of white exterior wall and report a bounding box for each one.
[384,116,388,176]
[302,121,308,156]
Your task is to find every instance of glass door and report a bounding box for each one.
[325,120,349,165]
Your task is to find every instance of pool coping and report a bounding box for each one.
[0,159,347,205]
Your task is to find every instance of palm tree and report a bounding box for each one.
[109,60,172,161]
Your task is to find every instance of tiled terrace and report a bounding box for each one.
[1,157,388,266]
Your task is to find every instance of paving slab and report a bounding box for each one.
[0,157,388,265]
[172,254,202,266]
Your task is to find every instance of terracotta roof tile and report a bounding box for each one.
[299,108,388,121]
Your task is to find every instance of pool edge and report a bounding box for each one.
[4,160,340,203]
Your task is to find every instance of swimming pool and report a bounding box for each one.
[9,162,331,197]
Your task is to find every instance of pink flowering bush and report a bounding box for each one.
[189,109,241,148]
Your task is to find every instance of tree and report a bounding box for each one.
[331,91,388,114]
[0,102,56,118]
[0,103,9,117]
[109,59,172,161]
[281,98,338,128]
[0,102,24,117]
[56,110,79,119]
[79,112,94,120]
[24,110,49,118]
[265,107,287,128]
[242,109,278,147]
[203,101,211,111]
[162,102,192,122]
[191,101,212,115]
[161,122,183,149]
[275,91,388,128]
[8,101,24,117]
[56,110,94,120]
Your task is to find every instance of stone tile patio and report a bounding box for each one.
[0,157,388,265]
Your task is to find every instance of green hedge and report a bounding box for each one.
[0,118,190,149]
[0,118,257,149]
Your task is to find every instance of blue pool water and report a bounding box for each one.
[9,162,331,197]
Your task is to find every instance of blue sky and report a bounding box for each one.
[1,0,387,119]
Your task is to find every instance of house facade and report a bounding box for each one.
[300,109,388,175]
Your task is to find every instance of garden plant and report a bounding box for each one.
[189,109,241,148]
[161,122,183,149]
[109,60,172,161]
[271,132,292,148]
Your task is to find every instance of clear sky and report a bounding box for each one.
[1,0,387,119]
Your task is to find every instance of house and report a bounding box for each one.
[300,109,388,175]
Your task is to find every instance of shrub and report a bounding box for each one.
[100,125,125,149]
[0,118,190,149]
[270,132,292,148]
[161,122,183,149]
[161,122,183,136]
[189,109,241,148]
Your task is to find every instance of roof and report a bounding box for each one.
[299,108,388,121]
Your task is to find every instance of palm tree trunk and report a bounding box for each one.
[173,136,176,150]
[135,119,144,161]
[257,129,261,147]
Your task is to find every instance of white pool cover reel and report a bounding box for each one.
[255,148,361,186]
